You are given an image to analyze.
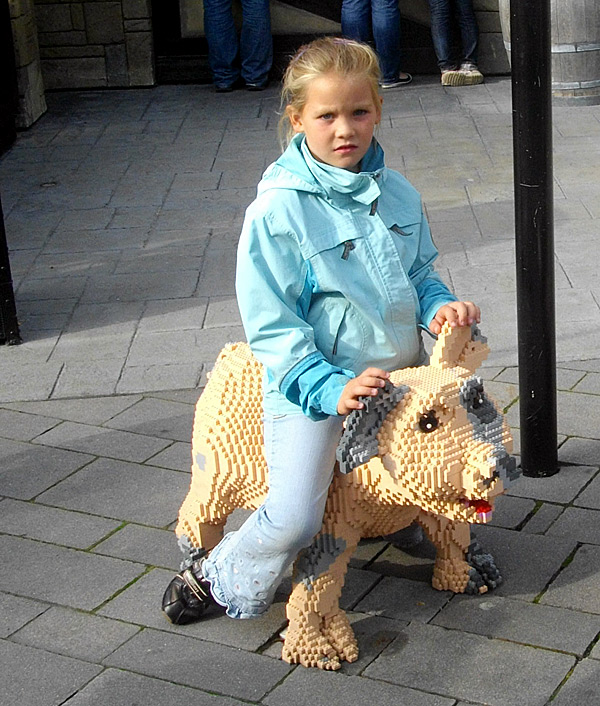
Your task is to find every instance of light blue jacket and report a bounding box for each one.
[235,134,456,421]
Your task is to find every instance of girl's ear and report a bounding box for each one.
[286,105,304,134]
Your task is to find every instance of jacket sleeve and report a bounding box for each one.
[236,205,354,420]
[408,211,457,328]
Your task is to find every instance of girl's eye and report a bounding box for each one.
[354,109,368,116]
[319,113,333,120]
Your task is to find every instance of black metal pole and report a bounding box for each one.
[0,192,21,345]
[510,0,558,477]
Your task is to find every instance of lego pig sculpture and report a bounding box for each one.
[174,323,519,670]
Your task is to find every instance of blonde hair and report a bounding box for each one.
[279,36,381,149]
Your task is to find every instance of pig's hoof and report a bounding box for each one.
[465,540,502,594]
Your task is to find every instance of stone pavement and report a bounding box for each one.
[1,77,600,706]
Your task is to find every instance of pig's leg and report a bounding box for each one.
[282,526,361,670]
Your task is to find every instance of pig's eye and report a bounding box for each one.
[418,410,439,433]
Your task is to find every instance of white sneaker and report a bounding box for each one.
[459,62,484,85]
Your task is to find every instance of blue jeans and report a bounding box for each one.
[203,0,273,88]
[428,0,479,70]
[202,413,344,619]
[341,0,402,83]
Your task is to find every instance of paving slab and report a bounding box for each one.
[0,639,102,706]
[103,627,291,701]
[540,544,600,614]
[38,457,188,526]
[92,523,182,570]
[98,567,288,651]
[11,606,140,661]
[145,440,191,472]
[0,438,93,500]
[471,525,576,601]
[32,420,171,462]
[63,669,247,706]
[354,575,452,622]
[0,592,48,638]
[2,395,142,425]
[102,396,194,441]
[0,498,119,548]
[0,409,59,441]
[559,438,600,466]
[507,465,597,503]
[551,659,600,705]
[489,494,536,530]
[432,594,600,655]
[546,507,600,544]
[363,622,575,706]
[0,535,144,610]
[521,503,564,535]
[264,663,454,706]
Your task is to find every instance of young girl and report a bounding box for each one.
[162,36,480,624]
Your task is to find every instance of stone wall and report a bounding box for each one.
[9,0,47,127]
[33,0,155,89]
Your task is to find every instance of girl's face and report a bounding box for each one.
[287,72,382,172]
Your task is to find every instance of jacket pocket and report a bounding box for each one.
[307,294,365,371]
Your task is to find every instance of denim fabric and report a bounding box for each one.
[428,0,479,70]
[203,0,272,88]
[341,0,402,83]
[202,413,344,618]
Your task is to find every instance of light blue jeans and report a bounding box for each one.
[202,413,344,618]
[203,0,273,88]
[341,0,403,83]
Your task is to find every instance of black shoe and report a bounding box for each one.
[215,77,244,93]
[162,561,217,625]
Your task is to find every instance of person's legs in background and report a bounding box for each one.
[203,0,241,91]
[455,0,483,84]
[342,0,411,88]
[240,0,273,89]
[341,0,373,44]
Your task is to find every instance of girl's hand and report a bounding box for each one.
[429,301,481,335]
[337,368,390,416]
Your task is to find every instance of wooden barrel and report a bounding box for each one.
[498,0,600,105]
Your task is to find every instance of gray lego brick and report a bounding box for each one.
[103,627,291,701]
[363,622,575,706]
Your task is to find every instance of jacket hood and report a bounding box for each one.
[257,133,386,203]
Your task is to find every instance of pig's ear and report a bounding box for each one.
[336,381,409,474]
[429,323,489,373]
